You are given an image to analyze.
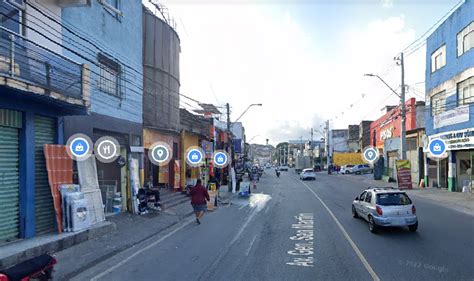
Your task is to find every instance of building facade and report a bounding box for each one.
[142,5,181,190]
[61,1,144,212]
[370,98,425,184]
[424,0,474,191]
[0,1,90,242]
[359,120,372,150]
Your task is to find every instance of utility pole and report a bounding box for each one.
[399,52,407,160]
[325,120,330,172]
[226,103,233,192]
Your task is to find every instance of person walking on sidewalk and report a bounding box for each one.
[190,179,210,224]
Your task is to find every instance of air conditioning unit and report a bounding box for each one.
[56,0,90,7]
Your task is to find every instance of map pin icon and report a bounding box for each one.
[157,149,164,158]
[368,151,373,159]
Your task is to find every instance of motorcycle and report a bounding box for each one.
[0,254,57,281]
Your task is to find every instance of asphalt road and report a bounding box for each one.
[71,170,474,281]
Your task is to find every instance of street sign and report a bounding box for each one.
[66,133,92,161]
[186,147,204,167]
[213,151,229,168]
[428,138,447,158]
[148,142,172,166]
[94,136,120,163]
[362,146,379,164]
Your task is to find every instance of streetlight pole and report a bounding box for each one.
[364,61,406,160]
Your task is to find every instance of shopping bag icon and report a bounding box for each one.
[433,144,441,152]
[75,143,84,152]
[191,153,199,160]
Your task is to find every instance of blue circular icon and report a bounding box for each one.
[429,139,446,157]
[362,146,379,163]
[187,149,202,164]
[71,138,89,157]
[214,151,228,167]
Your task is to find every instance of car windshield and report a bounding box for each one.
[376,193,412,206]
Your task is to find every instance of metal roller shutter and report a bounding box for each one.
[0,125,20,243]
[34,115,56,234]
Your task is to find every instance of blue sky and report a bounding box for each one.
[158,0,463,144]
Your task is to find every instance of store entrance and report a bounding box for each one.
[456,150,474,192]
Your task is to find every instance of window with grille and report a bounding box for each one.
[458,77,474,106]
[431,91,446,116]
[457,22,474,57]
[98,53,121,97]
[431,45,446,73]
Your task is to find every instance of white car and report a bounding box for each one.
[279,165,289,171]
[352,188,418,233]
[300,168,316,180]
[341,165,355,174]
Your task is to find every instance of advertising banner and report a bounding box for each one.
[396,160,412,189]
[433,105,469,129]
[207,190,217,211]
[174,161,181,189]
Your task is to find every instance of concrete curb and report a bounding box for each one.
[0,221,116,269]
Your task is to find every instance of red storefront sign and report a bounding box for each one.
[370,98,418,149]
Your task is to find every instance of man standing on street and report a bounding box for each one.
[190,179,210,224]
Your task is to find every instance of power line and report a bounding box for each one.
[24,2,204,105]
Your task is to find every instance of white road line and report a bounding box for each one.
[239,203,248,210]
[246,235,257,256]
[91,218,195,281]
[230,207,258,245]
[264,204,270,214]
[299,180,381,281]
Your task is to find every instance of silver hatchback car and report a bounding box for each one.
[352,188,418,233]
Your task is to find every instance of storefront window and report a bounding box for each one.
[457,150,474,192]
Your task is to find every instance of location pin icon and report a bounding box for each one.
[368,151,373,158]
[157,149,164,158]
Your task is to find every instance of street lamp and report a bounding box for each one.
[234,103,263,124]
[364,73,406,160]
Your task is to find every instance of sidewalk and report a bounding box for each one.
[342,173,474,216]
[53,187,237,280]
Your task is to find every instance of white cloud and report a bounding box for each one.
[159,2,424,145]
[382,0,394,8]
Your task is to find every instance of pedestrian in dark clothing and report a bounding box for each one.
[190,179,210,224]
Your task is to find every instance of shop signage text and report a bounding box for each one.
[433,105,469,129]
[428,128,474,151]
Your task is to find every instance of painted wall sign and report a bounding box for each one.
[428,127,474,151]
[433,105,469,129]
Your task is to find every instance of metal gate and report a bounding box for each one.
[0,125,20,243]
[34,115,56,234]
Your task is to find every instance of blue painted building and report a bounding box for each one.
[424,0,474,191]
[0,1,90,242]
[61,0,144,212]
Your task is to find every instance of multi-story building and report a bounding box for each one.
[348,125,360,152]
[0,1,90,243]
[358,120,372,150]
[142,4,181,190]
[61,1,144,212]
[424,0,474,191]
[330,129,349,153]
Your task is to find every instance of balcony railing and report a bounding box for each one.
[0,26,87,103]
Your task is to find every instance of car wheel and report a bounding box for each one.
[355,171,361,175]
[368,216,378,233]
[352,205,359,218]
[409,222,418,232]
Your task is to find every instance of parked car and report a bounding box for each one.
[350,164,373,175]
[279,165,289,171]
[352,188,418,233]
[314,165,322,172]
[300,168,316,180]
[341,164,355,174]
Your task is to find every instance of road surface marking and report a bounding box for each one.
[264,204,270,214]
[239,203,248,210]
[299,180,381,281]
[230,207,259,245]
[90,218,195,281]
[246,234,257,256]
